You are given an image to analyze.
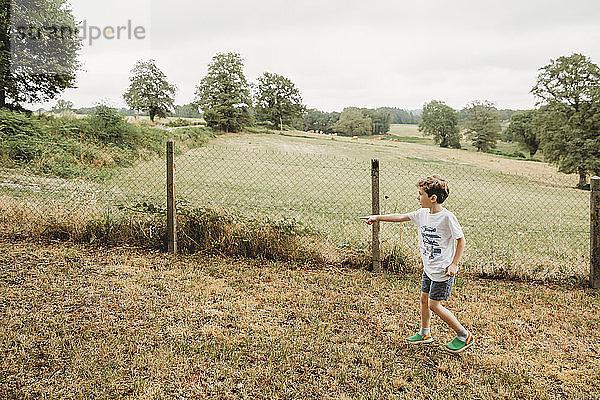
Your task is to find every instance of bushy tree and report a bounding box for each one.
[332,108,372,136]
[52,99,73,113]
[418,100,461,148]
[506,110,539,157]
[531,53,600,188]
[463,101,501,152]
[173,103,202,118]
[302,109,340,133]
[123,59,177,122]
[195,52,252,132]
[361,108,391,135]
[254,72,305,129]
[1,0,81,109]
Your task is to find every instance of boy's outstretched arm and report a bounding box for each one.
[361,214,410,224]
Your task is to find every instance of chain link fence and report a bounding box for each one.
[0,137,591,282]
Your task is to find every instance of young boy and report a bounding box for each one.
[362,174,473,353]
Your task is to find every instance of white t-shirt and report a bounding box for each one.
[407,207,464,282]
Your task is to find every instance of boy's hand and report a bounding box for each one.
[446,263,458,277]
[360,216,378,225]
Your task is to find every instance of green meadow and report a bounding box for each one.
[93,126,589,283]
[0,124,590,282]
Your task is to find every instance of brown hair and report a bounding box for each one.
[416,174,450,204]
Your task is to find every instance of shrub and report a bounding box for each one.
[0,109,212,180]
[0,109,47,164]
[165,118,193,127]
[170,127,215,152]
[88,105,135,144]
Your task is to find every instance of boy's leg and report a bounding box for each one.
[427,278,474,353]
[420,291,431,330]
[406,274,434,344]
[427,299,463,332]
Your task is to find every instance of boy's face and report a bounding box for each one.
[417,188,437,208]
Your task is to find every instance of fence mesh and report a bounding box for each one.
[0,137,590,281]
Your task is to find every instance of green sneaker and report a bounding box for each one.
[406,332,434,344]
[445,333,474,353]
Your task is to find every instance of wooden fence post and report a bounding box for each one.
[167,139,177,254]
[591,176,600,288]
[371,159,381,272]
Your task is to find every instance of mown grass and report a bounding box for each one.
[1,239,598,399]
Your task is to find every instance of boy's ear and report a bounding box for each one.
[430,194,438,203]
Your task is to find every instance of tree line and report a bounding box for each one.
[302,107,397,136]
[119,54,412,137]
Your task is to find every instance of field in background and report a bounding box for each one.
[99,128,588,281]
[387,124,537,159]
[0,125,590,282]
[1,240,598,399]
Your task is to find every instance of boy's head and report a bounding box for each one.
[416,174,450,204]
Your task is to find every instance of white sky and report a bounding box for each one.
[29,0,600,112]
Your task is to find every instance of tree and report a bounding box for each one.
[463,101,501,152]
[531,53,600,188]
[51,99,73,113]
[123,59,177,122]
[254,72,305,129]
[302,109,340,133]
[505,110,539,157]
[377,107,421,124]
[332,107,372,136]
[418,100,461,148]
[361,108,391,135]
[173,103,202,118]
[195,52,252,132]
[1,0,81,109]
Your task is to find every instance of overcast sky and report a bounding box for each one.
[30,0,600,112]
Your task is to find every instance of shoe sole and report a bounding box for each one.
[445,338,474,353]
[406,338,434,345]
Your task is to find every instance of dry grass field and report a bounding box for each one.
[1,238,599,399]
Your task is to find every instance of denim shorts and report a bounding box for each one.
[421,272,454,301]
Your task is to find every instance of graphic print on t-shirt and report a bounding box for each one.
[421,226,441,260]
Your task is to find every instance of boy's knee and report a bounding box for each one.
[428,300,441,312]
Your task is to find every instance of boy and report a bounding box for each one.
[362,174,473,353]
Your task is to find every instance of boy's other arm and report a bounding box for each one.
[362,213,411,224]
[446,237,466,277]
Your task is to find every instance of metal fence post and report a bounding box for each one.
[167,139,177,254]
[591,176,600,288]
[371,159,381,272]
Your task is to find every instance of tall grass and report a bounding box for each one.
[0,108,214,180]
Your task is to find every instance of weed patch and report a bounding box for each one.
[0,109,213,181]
